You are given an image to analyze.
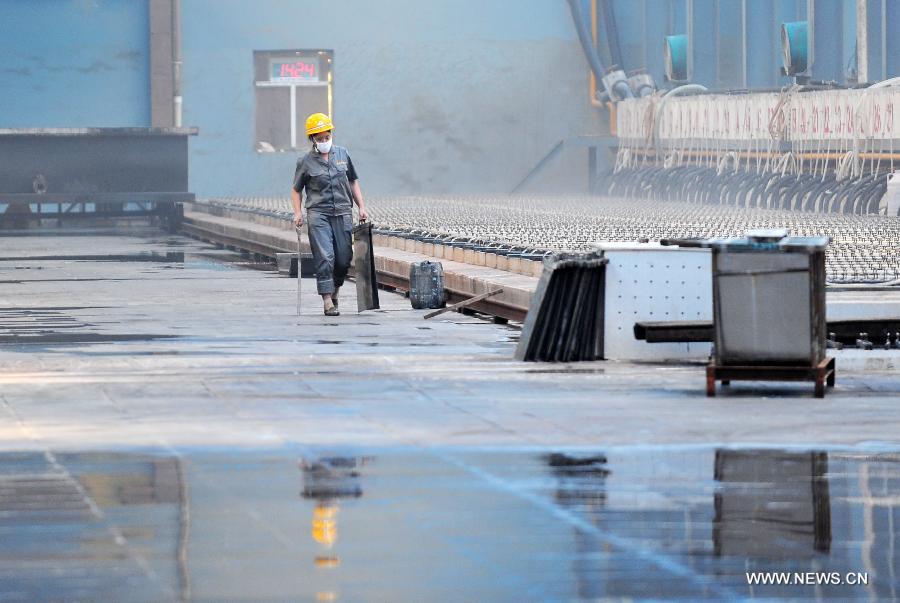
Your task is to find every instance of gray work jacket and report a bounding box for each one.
[292,145,358,216]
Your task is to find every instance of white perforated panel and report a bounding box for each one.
[599,243,712,361]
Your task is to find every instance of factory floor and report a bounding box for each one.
[1,231,899,601]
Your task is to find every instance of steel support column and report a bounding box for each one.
[643,0,671,84]
[716,0,746,89]
[745,0,778,87]
[688,0,717,86]
[886,0,900,79]
[859,0,884,82]
[149,0,175,127]
[807,0,844,83]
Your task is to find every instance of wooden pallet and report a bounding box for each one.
[706,357,836,398]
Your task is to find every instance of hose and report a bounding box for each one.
[599,0,623,68]
[870,76,900,89]
[565,0,631,100]
[604,165,889,217]
[662,84,709,99]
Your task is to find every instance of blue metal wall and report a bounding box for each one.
[1,0,897,197]
[600,0,884,90]
[0,0,150,127]
[181,0,604,197]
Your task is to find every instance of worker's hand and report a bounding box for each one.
[293,212,304,228]
[358,207,368,222]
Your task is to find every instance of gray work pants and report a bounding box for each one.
[307,212,353,295]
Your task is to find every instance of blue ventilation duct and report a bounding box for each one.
[664,34,688,82]
[781,20,808,75]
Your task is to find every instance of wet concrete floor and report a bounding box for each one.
[0,446,898,601]
[2,231,900,601]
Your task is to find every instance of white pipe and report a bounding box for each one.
[662,84,708,99]
[172,0,182,128]
[870,76,900,89]
[654,85,708,162]
[857,0,868,83]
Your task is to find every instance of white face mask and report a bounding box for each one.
[315,138,333,154]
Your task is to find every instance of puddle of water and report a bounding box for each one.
[0,333,178,345]
[309,340,441,349]
[233,261,277,268]
[0,306,107,312]
[477,341,514,349]
[0,248,267,274]
[1,278,137,283]
[143,238,189,247]
[526,367,606,374]
[79,350,217,357]
[0,447,897,601]
[180,260,233,271]
[0,252,185,263]
[0,307,176,347]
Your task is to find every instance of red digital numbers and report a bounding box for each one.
[277,61,316,79]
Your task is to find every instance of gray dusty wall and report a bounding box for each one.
[181,0,607,197]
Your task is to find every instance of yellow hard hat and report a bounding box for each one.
[306,113,334,136]
[312,504,338,546]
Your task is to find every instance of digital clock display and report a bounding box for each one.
[270,58,320,82]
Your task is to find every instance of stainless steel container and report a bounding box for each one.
[709,230,829,366]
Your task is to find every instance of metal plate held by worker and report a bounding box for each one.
[353,221,380,312]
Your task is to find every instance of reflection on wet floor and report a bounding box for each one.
[0,252,186,263]
[0,452,189,602]
[0,239,278,347]
[713,450,832,558]
[1,447,898,601]
[0,238,277,273]
[301,456,371,602]
[0,305,177,345]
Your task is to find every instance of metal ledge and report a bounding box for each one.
[0,128,199,137]
[0,193,195,203]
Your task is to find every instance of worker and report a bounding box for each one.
[291,113,368,316]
